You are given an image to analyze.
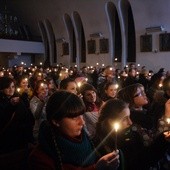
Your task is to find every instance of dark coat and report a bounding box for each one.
[96,125,169,170]
[0,92,34,154]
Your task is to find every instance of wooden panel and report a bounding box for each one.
[87,39,96,54]
[99,38,109,53]
[159,33,170,51]
[140,34,152,52]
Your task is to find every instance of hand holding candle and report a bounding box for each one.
[113,122,120,151]
[167,118,170,133]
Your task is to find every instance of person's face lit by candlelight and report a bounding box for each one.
[66,82,77,94]
[19,78,29,90]
[109,107,132,131]
[83,90,96,104]
[4,82,15,97]
[105,84,118,98]
[118,108,132,130]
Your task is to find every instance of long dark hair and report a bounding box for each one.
[117,83,143,108]
[95,99,128,151]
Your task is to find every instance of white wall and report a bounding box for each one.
[6,0,170,72]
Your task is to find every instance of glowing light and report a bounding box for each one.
[167,118,170,124]
[96,63,99,66]
[113,122,120,132]
[112,122,120,151]
[40,83,44,87]
[40,62,42,65]
[109,67,113,71]
[102,64,105,67]
[115,84,119,89]
[137,64,140,67]
[159,83,163,88]
[115,58,118,61]
[17,88,21,92]
[77,82,81,88]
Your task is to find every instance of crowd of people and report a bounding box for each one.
[0,62,170,170]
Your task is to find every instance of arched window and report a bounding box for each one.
[72,11,86,66]
[119,0,136,65]
[106,1,122,63]
[63,14,76,63]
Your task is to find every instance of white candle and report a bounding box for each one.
[113,122,120,150]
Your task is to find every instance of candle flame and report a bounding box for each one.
[115,84,119,89]
[77,82,81,88]
[159,83,163,88]
[113,122,120,132]
[17,88,21,92]
[167,118,170,124]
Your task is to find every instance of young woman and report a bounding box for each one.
[30,80,49,140]
[59,77,78,94]
[45,76,58,96]
[29,91,119,170]
[101,81,119,102]
[95,99,170,170]
[0,76,34,154]
[79,83,103,138]
[117,83,154,130]
[80,83,103,112]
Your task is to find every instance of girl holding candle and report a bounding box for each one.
[16,76,33,99]
[95,99,170,170]
[29,91,120,170]
[0,76,34,154]
[30,80,49,141]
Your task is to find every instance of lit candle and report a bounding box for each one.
[115,84,119,89]
[159,83,163,88]
[113,122,120,150]
[115,58,118,61]
[102,64,105,67]
[40,62,42,65]
[40,83,44,87]
[77,82,81,88]
[167,118,170,133]
[96,63,99,66]
[137,64,140,67]
[17,88,21,93]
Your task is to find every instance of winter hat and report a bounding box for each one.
[79,83,97,95]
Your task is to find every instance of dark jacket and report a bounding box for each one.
[0,92,34,154]
[96,125,169,170]
[29,121,97,170]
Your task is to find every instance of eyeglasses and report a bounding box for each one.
[133,91,146,98]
